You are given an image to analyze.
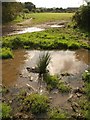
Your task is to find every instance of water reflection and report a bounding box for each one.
[2,49,90,87]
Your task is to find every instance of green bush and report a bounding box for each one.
[24,93,50,114]
[0,103,12,119]
[82,70,90,82]
[73,5,90,31]
[0,48,13,59]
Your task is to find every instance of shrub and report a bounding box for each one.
[0,48,13,59]
[82,70,90,82]
[0,103,12,119]
[24,93,50,114]
[73,5,90,31]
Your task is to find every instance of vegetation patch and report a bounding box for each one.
[57,81,71,93]
[0,103,12,119]
[44,74,59,91]
[37,52,51,77]
[23,93,50,114]
[0,48,13,59]
[82,70,90,82]
[48,108,68,119]
[2,27,89,51]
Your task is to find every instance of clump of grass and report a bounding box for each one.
[0,48,13,59]
[78,98,90,119]
[0,103,12,119]
[48,108,68,119]
[57,81,71,93]
[84,83,90,100]
[37,52,51,77]
[23,93,50,114]
[82,70,90,82]
[43,74,59,91]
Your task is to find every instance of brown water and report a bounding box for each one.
[2,49,90,87]
[2,49,90,109]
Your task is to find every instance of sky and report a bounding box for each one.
[1,0,88,8]
[17,0,86,8]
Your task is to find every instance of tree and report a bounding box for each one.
[24,2,36,12]
[2,2,23,23]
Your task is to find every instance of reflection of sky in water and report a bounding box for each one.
[25,50,89,75]
[3,49,89,87]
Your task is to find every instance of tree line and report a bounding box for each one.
[2,2,78,23]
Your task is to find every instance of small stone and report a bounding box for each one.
[49,97,52,99]
[19,73,23,77]
[23,114,29,119]
[9,100,12,104]
[68,94,73,100]
[76,93,82,97]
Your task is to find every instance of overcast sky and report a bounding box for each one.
[17,0,86,8]
[1,0,87,8]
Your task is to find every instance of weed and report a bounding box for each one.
[43,74,59,90]
[57,81,71,93]
[0,48,13,59]
[23,93,50,114]
[82,70,90,82]
[48,108,68,119]
[0,103,12,119]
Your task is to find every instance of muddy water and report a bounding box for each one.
[2,49,90,108]
[3,23,64,36]
[2,49,90,87]
[2,50,27,86]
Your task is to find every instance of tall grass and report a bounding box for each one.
[37,52,51,77]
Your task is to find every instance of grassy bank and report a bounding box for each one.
[13,13,73,25]
[2,27,89,50]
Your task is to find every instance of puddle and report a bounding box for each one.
[2,49,90,87]
[2,49,90,108]
[3,22,66,36]
[8,27,45,35]
[50,24,64,28]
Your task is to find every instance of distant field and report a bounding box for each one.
[14,13,74,25]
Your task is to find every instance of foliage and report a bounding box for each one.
[57,81,71,93]
[48,108,68,119]
[78,98,90,120]
[84,83,90,100]
[43,74,59,90]
[0,103,12,119]
[2,2,23,23]
[73,5,90,31]
[23,93,50,114]
[37,52,51,77]
[24,2,36,12]
[82,70,90,82]
[0,48,13,59]
[2,27,89,51]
